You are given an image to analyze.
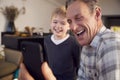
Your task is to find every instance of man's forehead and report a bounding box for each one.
[66,1,83,16]
[66,0,77,9]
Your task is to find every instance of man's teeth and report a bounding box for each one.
[77,30,84,36]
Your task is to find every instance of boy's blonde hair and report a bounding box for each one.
[51,6,66,19]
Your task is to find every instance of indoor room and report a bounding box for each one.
[0,0,120,80]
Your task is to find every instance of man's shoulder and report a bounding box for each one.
[95,30,120,49]
[100,30,120,41]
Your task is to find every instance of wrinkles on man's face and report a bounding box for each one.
[66,1,96,46]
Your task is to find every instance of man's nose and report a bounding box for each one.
[69,22,77,31]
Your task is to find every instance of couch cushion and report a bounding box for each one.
[0,62,17,77]
[0,45,5,62]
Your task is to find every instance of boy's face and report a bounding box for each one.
[50,15,69,39]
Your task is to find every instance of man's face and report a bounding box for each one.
[66,1,98,46]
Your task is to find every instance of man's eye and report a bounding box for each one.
[67,19,72,24]
[75,17,83,21]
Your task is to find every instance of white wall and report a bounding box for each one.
[0,0,64,32]
[98,0,120,15]
[0,0,63,44]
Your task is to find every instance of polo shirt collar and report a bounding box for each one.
[90,26,106,48]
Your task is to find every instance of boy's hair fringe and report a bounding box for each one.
[51,6,66,18]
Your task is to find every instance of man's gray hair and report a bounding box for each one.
[65,0,99,13]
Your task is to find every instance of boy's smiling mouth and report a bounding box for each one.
[54,28,63,33]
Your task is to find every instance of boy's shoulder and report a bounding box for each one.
[44,35,52,42]
[44,35,51,38]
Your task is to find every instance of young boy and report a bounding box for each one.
[18,6,81,80]
[44,6,81,80]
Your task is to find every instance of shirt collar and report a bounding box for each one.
[51,34,70,45]
[90,26,106,48]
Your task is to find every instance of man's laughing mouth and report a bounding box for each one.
[76,29,85,36]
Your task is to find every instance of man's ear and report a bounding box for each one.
[95,6,101,21]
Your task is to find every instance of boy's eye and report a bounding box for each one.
[61,22,66,25]
[53,21,57,24]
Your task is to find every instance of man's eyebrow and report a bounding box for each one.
[74,13,83,18]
